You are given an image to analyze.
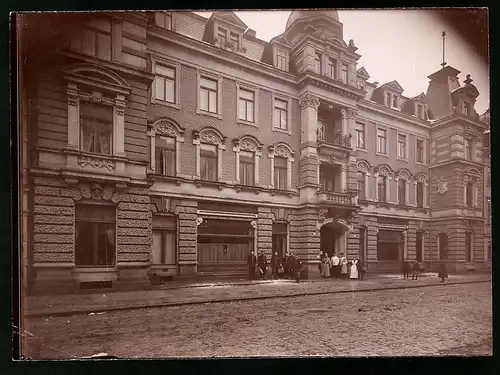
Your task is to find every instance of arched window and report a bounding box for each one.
[233,135,263,187]
[269,143,294,191]
[148,119,185,177]
[193,127,226,182]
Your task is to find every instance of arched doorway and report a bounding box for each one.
[319,220,349,257]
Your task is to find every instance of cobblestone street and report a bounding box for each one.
[21,282,491,358]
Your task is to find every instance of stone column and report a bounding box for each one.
[148,130,156,172]
[374,173,379,201]
[67,83,79,149]
[114,95,126,157]
[395,177,399,203]
[340,165,347,192]
[423,182,429,208]
[340,108,349,134]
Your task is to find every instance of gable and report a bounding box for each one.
[412,92,428,102]
[381,80,404,93]
[357,67,370,79]
[212,11,248,30]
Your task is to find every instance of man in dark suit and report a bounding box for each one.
[247,250,257,280]
[258,251,268,280]
[357,258,365,280]
[271,251,279,280]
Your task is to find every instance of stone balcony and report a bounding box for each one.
[316,127,352,156]
[316,190,358,208]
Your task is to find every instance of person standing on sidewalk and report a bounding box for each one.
[271,251,279,280]
[331,253,340,278]
[258,251,268,280]
[357,257,365,280]
[320,253,331,277]
[402,260,411,279]
[283,252,290,279]
[438,262,448,283]
[412,258,420,280]
[340,253,348,279]
[247,251,257,280]
[294,254,302,283]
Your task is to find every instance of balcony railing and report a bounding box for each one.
[317,190,355,205]
[316,127,352,148]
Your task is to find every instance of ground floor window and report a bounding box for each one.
[272,223,287,259]
[439,233,448,260]
[152,215,177,265]
[75,204,116,267]
[377,230,403,261]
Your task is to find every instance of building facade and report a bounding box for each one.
[17,10,491,293]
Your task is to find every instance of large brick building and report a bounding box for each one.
[17,10,491,293]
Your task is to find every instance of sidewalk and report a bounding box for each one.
[24,272,491,318]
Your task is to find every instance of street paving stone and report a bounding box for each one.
[21,282,492,359]
[24,273,490,317]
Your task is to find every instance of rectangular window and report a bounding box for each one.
[315,53,322,74]
[398,134,407,159]
[377,128,387,154]
[417,104,424,119]
[398,179,406,205]
[377,230,403,261]
[341,63,348,84]
[320,166,336,192]
[239,153,255,186]
[274,156,287,190]
[71,19,112,61]
[466,181,474,207]
[273,98,288,131]
[465,138,473,160]
[378,176,386,203]
[463,101,471,116]
[200,146,217,181]
[386,92,391,107]
[199,76,218,113]
[75,205,116,267]
[355,123,365,149]
[154,64,176,103]
[465,232,473,262]
[152,229,176,265]
[80,101,113,155]
[238,88,255,122]
[276,49,287,71]
[155,12,172,30]
[155,135,176,176]
[416,182,424,208]
[357,172,366,201]
[229,32,239,48]
[328,58,336,79]
[416,139,424,163]
[392,95,398,108]
[439,233,448,260]
[217,27,227,45]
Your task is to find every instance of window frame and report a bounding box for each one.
[193,128,226,182]
[398,178,406,206]
[314,52,322,74]
[272,94,292,135]
[200,144,219,182]
[269,143,294,191]
[154,11,174,30]
[357,171,366,201]
[465,137,474,161]
[274,156,288,191]
[152,228,177,265]
[378,175,387,203]
[154,135,176,176]
[70,17,113,61]
[355,122,366,150]
[416,138,426,165]
[236,82,259,127]
[196,69,223,119]
[397,132,408,161]
[341,63,348,84]
[79,100,114,156]
[151,56,181,109]
[327,58,337,79]
[376,127,388,156]
[416,181,424,208]
[275,48,288,72]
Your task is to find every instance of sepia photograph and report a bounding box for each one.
[13,8,491,359]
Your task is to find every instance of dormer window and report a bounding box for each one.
[315,53,322,74]
[386,92,399,109]
[154,12,173,30]
[217,27,239,49]
[217,27,227,45]
[416,104,425,119]
[276,49,287,71]
[392,94,398,109]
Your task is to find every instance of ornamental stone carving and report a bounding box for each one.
[398,170,411,181]
[318,208,328,223]
[196,217,204,226]
[78,156,116,172]
[240,139,257,152]
[250,220,257,229]
[357,161,369,173]
[340,109,347,119]
[378,167,390,177]
[91,184,103,200]
[200,130,220,145]
[274,145,290,158]
[299,93,320,110]
[67,87,78,107]
[437,177,448,194]
[155,121,176,137]
[415,174,427,183]
[346,108,359,119]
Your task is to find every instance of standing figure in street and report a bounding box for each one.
[349,259,359,279]
[402,260,411,279]
[340,253,348,279]
[412,258,420,280]
[247,250,257,281]
[294,254,302,283]
[320,253,331,277]
[357,257,365,280]
[318,250,323,275]
[438,262,448,283]
[331,253,340,278]
[283,252,290,279]
[271,251,279,280]
[258,251,268,280]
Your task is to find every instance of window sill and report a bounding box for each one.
[269,188,296,198]
[196,109,223,120]
[375,152,389,158]
[237,119,259,128]
[148,172,183,185]
[356,148,368,154]
[195,178,225,190]
[396,156,408,163]
[64,148,128,162]
[272,127,292,136]
[415,161,427,167]
[151,98,180,110]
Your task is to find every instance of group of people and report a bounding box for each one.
[319,252,366,280]
[402,258,421,280]
[247,250,303,283]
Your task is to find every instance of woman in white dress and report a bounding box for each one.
[349,259,359,279]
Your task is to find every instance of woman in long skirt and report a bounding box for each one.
[320,253,331,277]
[349,259,359,279]
[438,262,448,283]
[340,254,348,279]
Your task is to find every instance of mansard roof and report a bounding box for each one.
[379,80,404,93]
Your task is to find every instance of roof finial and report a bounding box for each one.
[441,31,447,68]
